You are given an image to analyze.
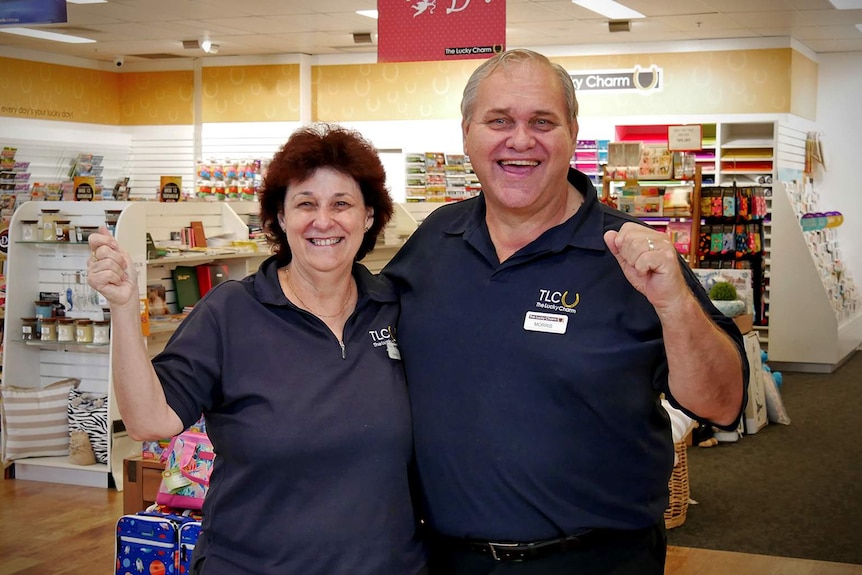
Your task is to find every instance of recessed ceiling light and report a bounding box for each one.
[0,27,96,43]
[828,0,862,8]
[572,0,645,20]
[357,10,378,19]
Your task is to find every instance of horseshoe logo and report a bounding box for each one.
[561,291,580,308]
[632,65,660,92]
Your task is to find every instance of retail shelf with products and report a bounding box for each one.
[715,122,778,341]
[1,201,269,487]
[615,123,717,184]
[602,164,703,268]
[696,184,770,325]
[2,201,136,488]
[572,139,609,184]
[403,152,480,203]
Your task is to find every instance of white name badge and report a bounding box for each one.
[386,340,402,360]
[523,311,569,335]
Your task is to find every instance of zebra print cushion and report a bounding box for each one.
[67,389,109,464]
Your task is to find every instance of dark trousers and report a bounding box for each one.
[427,524,666,575]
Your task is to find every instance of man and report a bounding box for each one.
[384,49,747,574]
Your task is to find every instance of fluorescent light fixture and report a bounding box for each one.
[357,9,378,19]
[200,39,219,54]
[573,0,645,19]
[828,0,862,8]
[0,27,96,43]
[67,0,108,4]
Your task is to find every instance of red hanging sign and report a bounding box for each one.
[377,0,506,63]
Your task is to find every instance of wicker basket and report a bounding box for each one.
[664,439,690,529]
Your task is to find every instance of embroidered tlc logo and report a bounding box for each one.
[369,325,396,348]
[536,288,580,314]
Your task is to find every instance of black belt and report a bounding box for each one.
[434,527,650,562]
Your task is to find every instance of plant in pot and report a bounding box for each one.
[708,281,746,317]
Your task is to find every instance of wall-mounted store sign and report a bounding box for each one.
[0,0,66,26]
[378,0,505,63]
[568,65,663,94]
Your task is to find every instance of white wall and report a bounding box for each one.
[816,53,862,292]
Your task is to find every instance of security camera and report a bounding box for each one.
[113,57,124,68]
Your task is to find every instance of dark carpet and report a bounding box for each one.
[666,350,862,565]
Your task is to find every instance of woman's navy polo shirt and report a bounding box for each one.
[152,256,426,574]
[384,169,747,542]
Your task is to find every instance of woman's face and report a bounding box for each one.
[279,167,373,274]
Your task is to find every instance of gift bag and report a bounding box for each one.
[156,430,215,510]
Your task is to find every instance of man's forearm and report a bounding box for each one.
[658,293,745,427]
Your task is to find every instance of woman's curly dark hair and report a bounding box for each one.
[258,123,393,265]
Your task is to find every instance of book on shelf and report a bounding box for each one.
[196,263,229,297]
[190,221,207,248]
[172,266,201,311]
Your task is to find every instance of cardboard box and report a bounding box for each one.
[733,313,753,334]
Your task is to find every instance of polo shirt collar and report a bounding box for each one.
[253,255,397,306]
[442,168,608,256]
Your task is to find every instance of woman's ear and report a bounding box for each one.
[365,209,374,232]
[277,213,285,231]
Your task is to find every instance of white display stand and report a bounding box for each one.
[2,200,267,488]
[768,182,862,372]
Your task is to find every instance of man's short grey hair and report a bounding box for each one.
[460,49,579,124]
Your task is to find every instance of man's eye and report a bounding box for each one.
[487,118,510,127]
[533,119,555,130]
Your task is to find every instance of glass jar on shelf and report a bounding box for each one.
[75,319,94,343]
[57,318,76,343]
[93,320,111,344]
[20,220,39,241]
[40,318,58,342]
[21,317,38,341]
[39,209,61,242]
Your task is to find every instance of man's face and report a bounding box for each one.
[462,61,578,215]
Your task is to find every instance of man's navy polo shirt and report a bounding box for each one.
[384,169,747,541]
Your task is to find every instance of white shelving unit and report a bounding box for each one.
[2,200,269,488]
[768,181,862,372]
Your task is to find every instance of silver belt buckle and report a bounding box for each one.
[488,541,520,561]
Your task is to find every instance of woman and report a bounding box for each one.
[88,124,427,574]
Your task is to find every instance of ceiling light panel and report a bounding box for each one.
[829,0,862,8]
[0,28,96,43]
[573,0,645,20]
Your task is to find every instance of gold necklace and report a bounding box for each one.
[285,268,354,319]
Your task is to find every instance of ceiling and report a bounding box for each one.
[1,0,862,65]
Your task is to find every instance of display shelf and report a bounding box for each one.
[768,180,862,371]
[21,340,110,351]
[2,200,129,488]
[1,200,266,488]
[147,250,265,268]
[602,165,703,267]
